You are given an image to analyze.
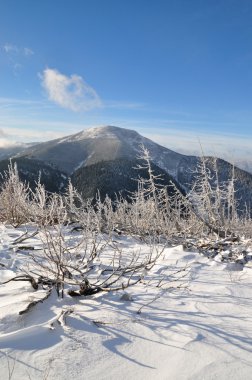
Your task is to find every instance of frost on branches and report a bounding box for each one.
[0,149,251,306]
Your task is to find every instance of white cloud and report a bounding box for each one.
[0,128,22,147]
[0,128,8,138]
[0,138,18,148]
[40,68,102,112]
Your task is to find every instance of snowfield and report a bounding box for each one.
[0,224,252,380]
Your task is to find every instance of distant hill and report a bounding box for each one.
[0,157,68,193]
[2,125,251,211]
[0,142,38,161]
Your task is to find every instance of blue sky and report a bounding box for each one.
[0,0,252,162]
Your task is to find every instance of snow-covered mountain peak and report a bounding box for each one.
[14,125,185,175]
[58,125,141,143]
[69,125,168,153]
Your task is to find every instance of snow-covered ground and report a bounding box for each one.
[0,225,252,380]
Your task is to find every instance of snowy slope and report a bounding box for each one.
[15,125,188,176]
[0,225,252,380]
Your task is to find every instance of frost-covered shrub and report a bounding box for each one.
[0,162,31,227]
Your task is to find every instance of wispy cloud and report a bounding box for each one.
[0,128,8,137]
[105,100,145,110]
[23,47,34,56]
[0,97,52,109]
[40,68,102,112]
[0,97,81,143]
[0,126,65,142]
[3,43,18,53]
[2,43,34,75]
[0,128,24,148]
[142,127,252,167]
[2,43,34,56]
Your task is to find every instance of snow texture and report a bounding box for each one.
[0,225,252,379]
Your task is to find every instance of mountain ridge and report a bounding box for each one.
[16,125,193,178]
[1,125,251,212]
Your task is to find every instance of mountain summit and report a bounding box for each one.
[17,125,187,177]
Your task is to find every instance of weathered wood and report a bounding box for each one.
[1,274,39,290]
[19,289,52,315]
[56,308,74,326]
